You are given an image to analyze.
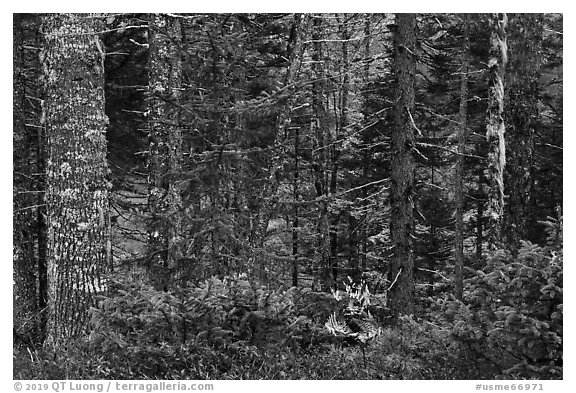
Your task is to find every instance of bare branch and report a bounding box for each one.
[407,108,422,136]
[387,268,403,292]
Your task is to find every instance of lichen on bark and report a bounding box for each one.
[486,13,508,250]
[42,13,111,344]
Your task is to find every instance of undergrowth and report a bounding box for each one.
[14,217,562,380]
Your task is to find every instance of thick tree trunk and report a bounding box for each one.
[147,14,183,290]
[454,18,469,301]
[504,14,542,251]
[42,13,111,344]
[388,13,416,317]
[486,13,508,250]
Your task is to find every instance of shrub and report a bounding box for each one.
[84,274,341,378]
[437,216,563,379]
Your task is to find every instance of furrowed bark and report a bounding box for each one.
[42,13,111,344]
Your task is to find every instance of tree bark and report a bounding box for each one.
[42,13,111,344]
[147,14,183,290]
[388,13,416,317]
[486,13,508,250]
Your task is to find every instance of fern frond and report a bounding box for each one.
[325,312,353,336]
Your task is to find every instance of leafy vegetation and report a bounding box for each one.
[14,213,562,379]
[436,215,563,379]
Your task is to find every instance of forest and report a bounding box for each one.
[13,13,563,380]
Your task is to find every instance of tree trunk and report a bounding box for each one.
[388,13,416,317]
[359,15,372,274]
[288,15,306,288]
[147,14,183,290]
[486,13,508,250]
[454,18,469,301]
[336,16,358,280]
[311,15,331,290]
[42,13,111,344]
[504,14,542,251]
[292,125,299,287]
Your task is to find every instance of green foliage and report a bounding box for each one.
[13,308,452,380]
[14,247,562,380]
[80,275,339,378]
[368,315,459,379]
[13,274,456,379]
[436,217,563,379]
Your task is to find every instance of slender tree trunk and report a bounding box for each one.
[486,13,508,250]
[147,14,183,290]
[288,15,306,288]
[454,18,469,301]
[427,164,437,295]
[336,15,359,280]
[388,13,416,317]
[42,13,111,344]
[359,15,372,274]
[327,14,351,283]
[311,15,331,290]
[504,14,542,251]
[13,13,38,342]
[292,126,299,287]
